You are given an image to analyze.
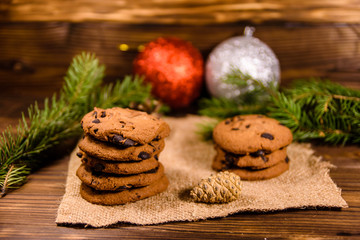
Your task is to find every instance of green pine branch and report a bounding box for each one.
[198,69,360,145]
[198,97,267,119]
[269,79,360,145]
[0,52,166,197]
[198,68,272,118]
[95,75,169,113]
[0,52,104,197]
[195,120,220,142]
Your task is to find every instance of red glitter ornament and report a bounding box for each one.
[133,37,204,108]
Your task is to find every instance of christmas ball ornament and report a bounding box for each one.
[190,171,242,203]
[205,27,280,100]
[133,37,204,108]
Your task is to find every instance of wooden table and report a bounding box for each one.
[2,0,360,238]
[0,96,359,240]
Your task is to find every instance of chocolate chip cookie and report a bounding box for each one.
[79,151,160,175]
[81,107,170,146]
[212,114,293,180]
[213,145,287,170]
[77,162,165,191]
[77,107,170,204]
[228,158,290,180]
[213,115,293,154]
[78,134,165,161]
[80,175,169,205]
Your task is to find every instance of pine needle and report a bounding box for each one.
[0,52,164,197]
[198,70,360,145]
[195,120,220,142]
[0,164,30,197]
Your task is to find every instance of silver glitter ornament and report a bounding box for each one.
[205,27,280,99]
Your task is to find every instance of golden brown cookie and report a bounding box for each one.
[78,134,165,161]
[76,162,165,191]
[214,145,287,170]
[79,151,160,175]
[81,107,170,146]
[228,159,290,180]
[213,115,293,154]
[80,175,169,205]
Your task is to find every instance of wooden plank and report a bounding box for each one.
[0,97,359,239]
[1,22,360,100]
[1,0,360,24]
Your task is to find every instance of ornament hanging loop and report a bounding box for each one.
[244,26,255,37]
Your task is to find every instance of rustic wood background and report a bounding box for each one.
[1,0,360,101]
[1,1,360,239]
[2,0,360,24]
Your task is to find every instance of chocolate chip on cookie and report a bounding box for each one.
[213,145,288,170]
[77,107,170,205]
[76,162,165,191]
[229,159,289,181]
[79,175,169,205]
[81,107,170,146]
[261,133,274,140]
[213,114,293,154]
[138,151,151,160]
[79,150,160,175]
[78,134,165,162]
[212,114,293,180]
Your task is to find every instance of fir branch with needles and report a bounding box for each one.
[95,75,169,113]
[0,52,167,197]
[195,120,220,142]
[1,53,104,197]
[198,68,360,144]
[268,79,360,144]
[198,68,272,118]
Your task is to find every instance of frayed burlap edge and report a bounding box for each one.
[56,115,348,227]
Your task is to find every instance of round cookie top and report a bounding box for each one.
[81,107,170,146]
[213,114,293,154]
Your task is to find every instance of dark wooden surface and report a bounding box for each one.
[2,0,360,24]
[1,1,360,237]
[1,22,360,99]
[0,95,360,240]
[1,22,360,98]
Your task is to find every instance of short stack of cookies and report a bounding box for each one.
[212,115,293,180]
[76,107,170,205]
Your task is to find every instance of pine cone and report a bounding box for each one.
[190,171,242,203]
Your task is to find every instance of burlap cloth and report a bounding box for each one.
[56,115,348,227]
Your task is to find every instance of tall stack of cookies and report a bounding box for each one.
[76,107,170,205]
[212,115,293,180]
